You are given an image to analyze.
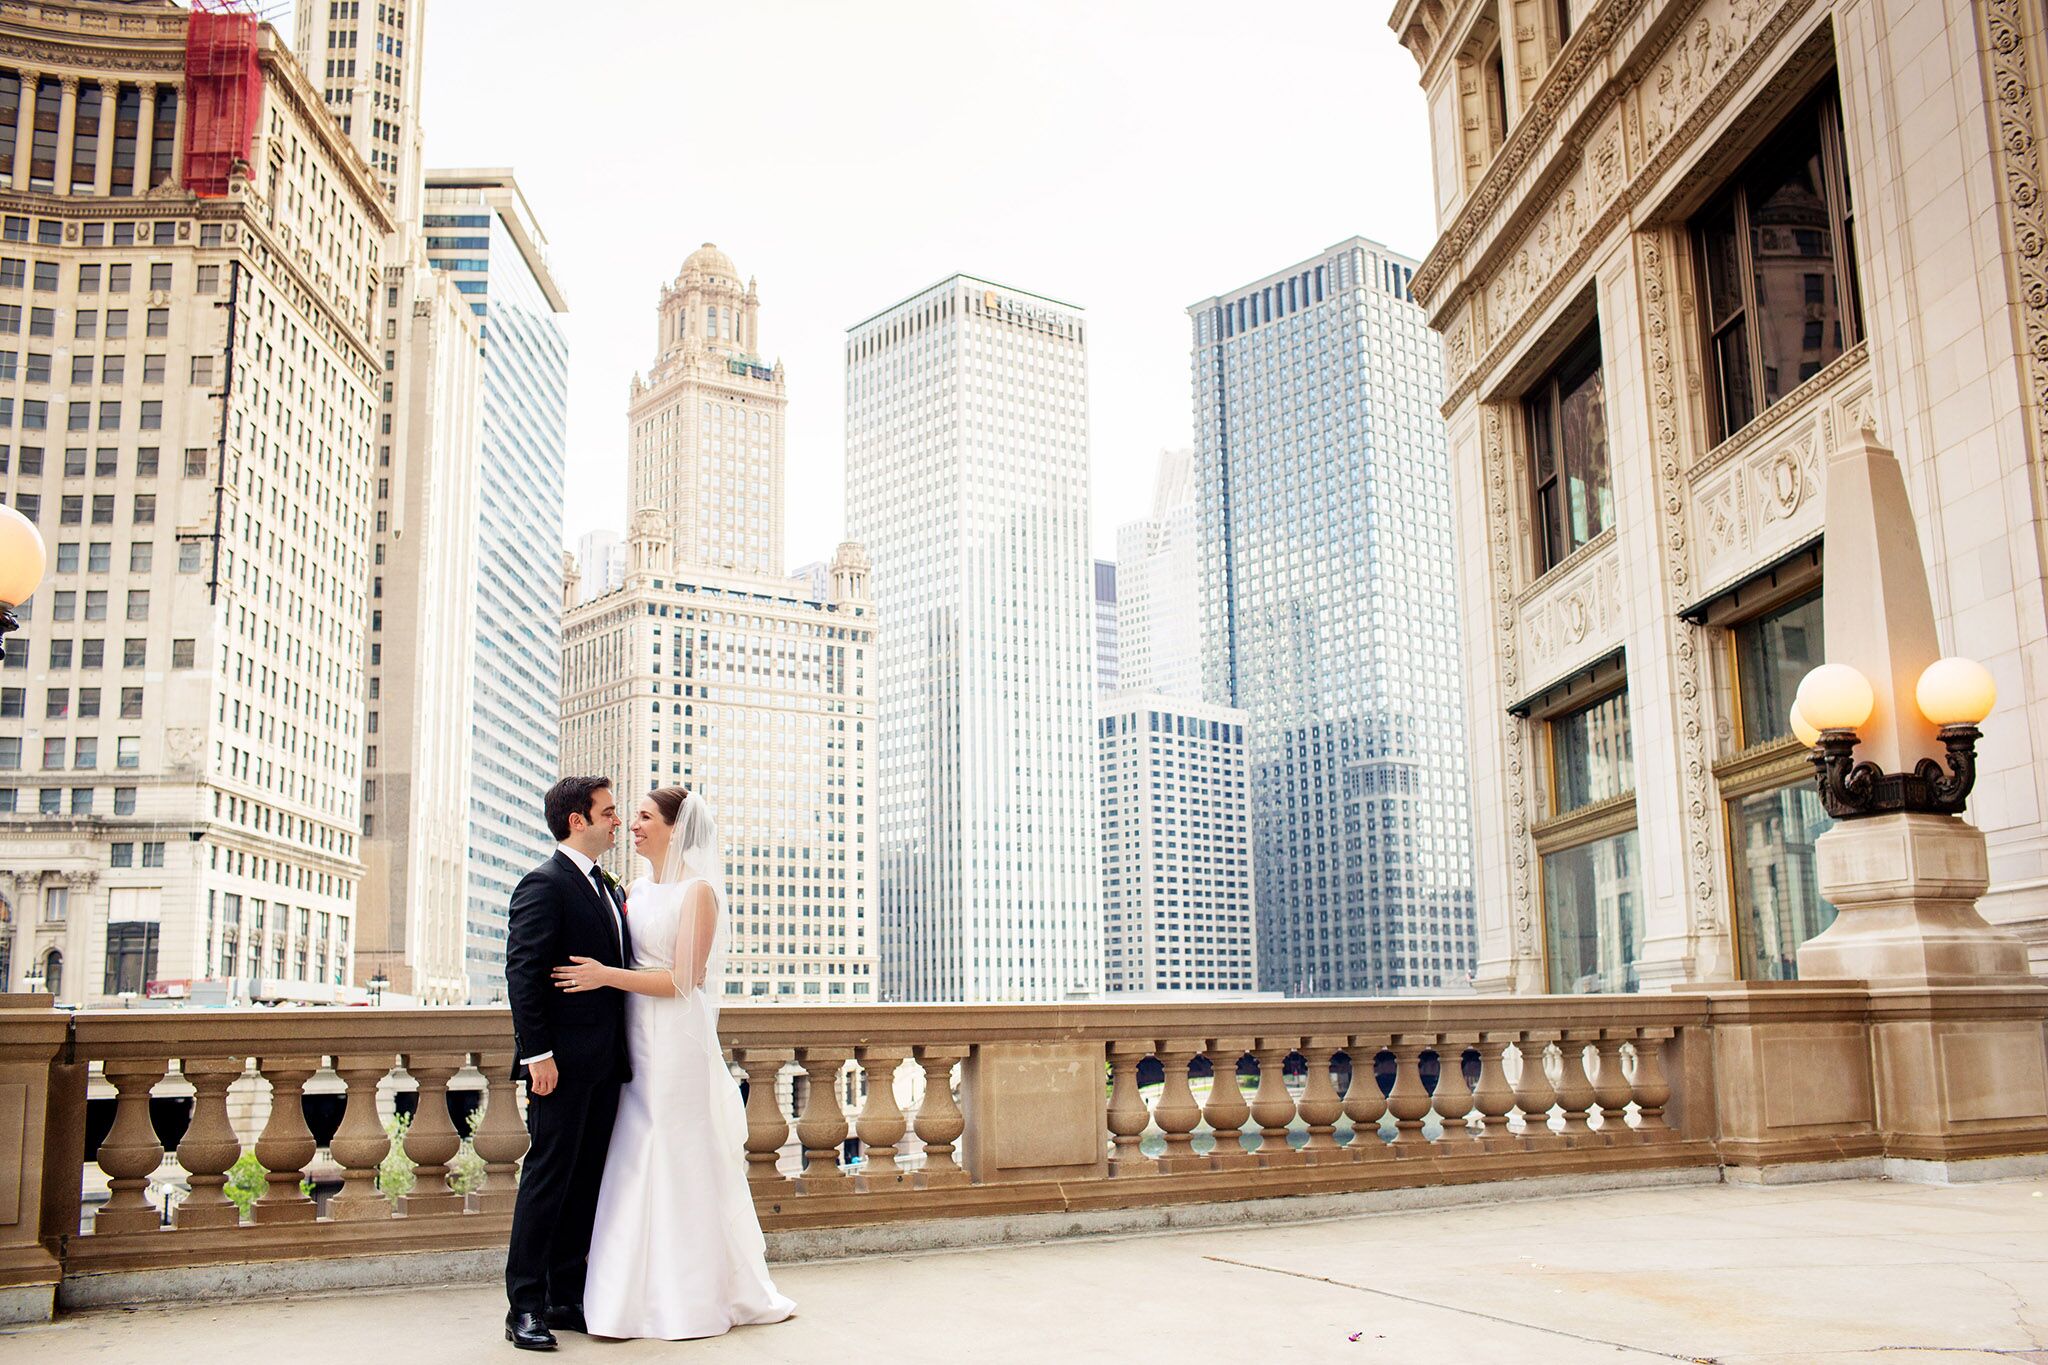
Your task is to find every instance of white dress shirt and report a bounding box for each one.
[519,844,625,1067]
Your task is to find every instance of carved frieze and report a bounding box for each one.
[1480,408,1539,956]
[1978,0,2048,524]
[1685,353,1870,600]
[1517,532,1624,693]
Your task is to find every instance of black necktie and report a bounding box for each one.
[589,865,623,958]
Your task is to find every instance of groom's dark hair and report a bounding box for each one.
[544,776,612,841]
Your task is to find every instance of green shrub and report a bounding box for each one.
[378,1112,414,1202]
[225,1150,266,1217]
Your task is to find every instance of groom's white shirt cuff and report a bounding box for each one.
[521,1052,553,1065]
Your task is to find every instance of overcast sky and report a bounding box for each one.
[400,0,1438,563]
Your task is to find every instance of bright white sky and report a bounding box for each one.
[403,0,1438,562]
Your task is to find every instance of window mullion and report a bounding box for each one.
[1736,185,1766,415]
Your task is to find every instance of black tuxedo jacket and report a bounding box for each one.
[503,850,633,1087]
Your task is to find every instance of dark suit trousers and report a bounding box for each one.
[505,1074,621,1315]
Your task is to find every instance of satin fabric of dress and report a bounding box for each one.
[582,876,796,1340]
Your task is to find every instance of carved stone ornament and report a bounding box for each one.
[1978,0,2048,514]
[1638,230,1721,932]
[1480,408,1538,954]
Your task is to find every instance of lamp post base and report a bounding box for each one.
[1799,812,2032,987]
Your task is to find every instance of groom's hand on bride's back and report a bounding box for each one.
[526,1056,559,1097]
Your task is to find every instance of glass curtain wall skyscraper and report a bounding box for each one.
[1190,239,1474,995]
[845,277,1100,1003]
[422,171,570,1001]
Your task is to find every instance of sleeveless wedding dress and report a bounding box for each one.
[583,875,796,1340]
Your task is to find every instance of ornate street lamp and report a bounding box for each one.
[0,501,47,639]
[367,970,389,1006]
[1793,656,1996,819]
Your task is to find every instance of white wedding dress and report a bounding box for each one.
[583,873,796,1340]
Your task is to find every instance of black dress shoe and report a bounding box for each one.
[505,1311,557,1351]
[544,1305,588,1334]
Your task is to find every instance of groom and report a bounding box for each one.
[502,776,632,1351]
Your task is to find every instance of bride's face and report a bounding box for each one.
[631,797,671,865]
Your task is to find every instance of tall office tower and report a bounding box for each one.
[560,529,878,1003]
[575,527,626,604]
[1098,693,1255,993]
[422,170,569,1001]
[1190,239,1475,995]
[788,560,829,602]
[298,4,488,1004]
[627,244,785,576]
[1115,448,1201,699]
[1093,559,1119,693]
[845,277,1100,1003]
[353,261,481,1004]
[0,6,387,1005]
[294,0,426,224]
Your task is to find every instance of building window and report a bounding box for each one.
[1693,81,1863,443]
[104,921,159,996]
[1524,327,1611,573]
[1721,587,1835,980]
[42,885,66,923]
[1539,687,1642,994]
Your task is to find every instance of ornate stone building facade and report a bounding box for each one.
[0,1,388,1004]
[1390,0,2048,988]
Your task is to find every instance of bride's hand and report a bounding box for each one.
[553,956,612,993]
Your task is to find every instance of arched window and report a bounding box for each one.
[41,949,61,999]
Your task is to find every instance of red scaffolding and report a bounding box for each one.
[183,0,262,198]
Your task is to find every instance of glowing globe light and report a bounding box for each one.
[1795,663,1876,733]
[0,501,47,608]
[1915,656,1997,727]
[1789,701,1821,748]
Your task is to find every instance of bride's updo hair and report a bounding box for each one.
[648,785,689,826]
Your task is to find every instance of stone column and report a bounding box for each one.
[325,1055,394,1221]
[52,76,76,196]
[793,1047,850,1188]
[11,72,37,193]
[397,1053,465,1216]
[93,1059,164,1234]
[853,1047,908,1189]
[467,1052,528,1215]
[251,1060,318,1224]
[91,81,115,195]
[1200,1039,1253,1169]
[733,1049,795,1194]
[1106,1042,1151,1175]
[130,82,154,197]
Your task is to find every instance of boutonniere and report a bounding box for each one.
[598,866,625,901]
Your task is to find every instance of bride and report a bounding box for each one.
[552,786,796,1341]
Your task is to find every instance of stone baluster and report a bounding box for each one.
[399,1052,466,1216]
[468,1051,528,1215]
[1631,1029,1674,1137]
[912,1046,968,1187]
[1297,1037,1346,1160]
[1107,1042,1152,1176]
[1341,1038,1389,1157]
[1430,1037,1477,1148]
[854,1047,909,1189]
[171,1057,245,1229]
[251,1058,319,1224]
[95,1057,167,1235]
[326,1054,396,1221]
[1384,1037,1434,1152]
[794,1047,851,1189]
[1512,1033,1559,1141]
[1591,1033,1635,1139]
[1470,1033,1519,1149]
[734,1048,796,1193]
[1201,1039,1253,1169]
[1152,1039,1204,1171]
[1553,1033,1599,1140]
[1248,1041,1301,1166]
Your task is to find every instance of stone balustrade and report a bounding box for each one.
[3,979,2047,1321]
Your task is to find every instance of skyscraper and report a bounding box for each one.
[0,5,387,1005]
[1190,239,1474,995]
[1115,448,1201,700]
[575,528,627,604]
[627,245,784,577]
[561,248,876,1003]
[422,170,570,1001]
[1093,559,1119,693]
[1098,693,1255,993]
[299,2,486,1005]
[846,277,1100,1003]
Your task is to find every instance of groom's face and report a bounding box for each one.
[570,787,621,853]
